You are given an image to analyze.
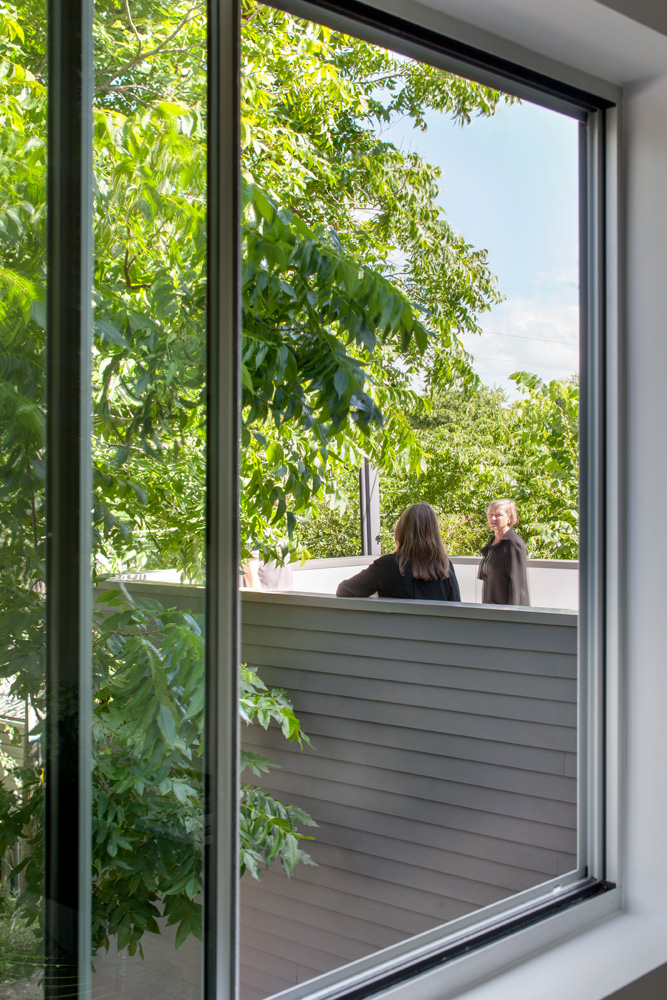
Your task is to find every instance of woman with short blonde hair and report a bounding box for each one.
[337,502,460,601]
[478,499,530,605]
[486,498,518,527]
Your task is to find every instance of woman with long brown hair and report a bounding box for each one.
[336,502,460,601]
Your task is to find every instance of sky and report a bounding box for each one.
[383,94,580,398]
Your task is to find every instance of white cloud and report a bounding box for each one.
[460,295,579,398]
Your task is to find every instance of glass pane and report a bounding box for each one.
[0,1,47,994]
[237,3,580,997]
[89,2,207,997]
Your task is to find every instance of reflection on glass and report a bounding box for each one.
[238,2,580,998]
[89,1,208,996]
[0,2,48,994]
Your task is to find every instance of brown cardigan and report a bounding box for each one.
[478,530,530,606]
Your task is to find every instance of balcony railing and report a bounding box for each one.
[118,554,580,610]
[288,555,579,610]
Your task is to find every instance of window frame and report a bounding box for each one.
[45,0,93,992]
[42,0,622,996]
[216,1,621,997]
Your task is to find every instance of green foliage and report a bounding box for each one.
[0,1,47,622]
[0,0,514,959]
[507,372,579,557]
[295,464,361,558]
[240,788,316,881]
[239,664,317,878]
[0,0,506,587]
[0,589,315,956]
[83,0,505,577]
[237,1,505,561]
[300,378,579,560]
[0,894,41,984]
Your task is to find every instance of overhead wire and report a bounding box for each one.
[462,330,578,346]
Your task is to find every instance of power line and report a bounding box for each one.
[463,331,578,346]
[474,369,577,380]
[471,354,578,369]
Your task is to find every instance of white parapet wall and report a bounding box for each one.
[290,556,579,611]
[120,556,579,611]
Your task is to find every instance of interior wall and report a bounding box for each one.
[623,71,667,918]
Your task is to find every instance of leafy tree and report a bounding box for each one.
[0,894,41,985]
[296,464,362,558]
[1,0,505,581]
[1,588,316,957]
[85,0,505,574]
[298,376,579,560]
[0,0,510,956]
[506,372,578,558]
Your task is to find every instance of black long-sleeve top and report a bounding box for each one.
[336,552,461,602]
[477,529,530,606]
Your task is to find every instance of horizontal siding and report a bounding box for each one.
[241,874,429,948]
[242,631,576,678]
[243,744,576,826]
[242,600,577,651]
[291,825,553,893]
[242,903,378,966]
[252,768,576,853]
[269,859,481,924]
[246,794,569,874]
[242,643,577,696]
[281,712,570,775]
[254,665,576,727]
[240,942,322,987]
[239,592,578,1000]
[276,691,574,751]
[243,618,576,660]
[245,730,575,801]
[108,584,577,999]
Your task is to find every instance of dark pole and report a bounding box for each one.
[45,0,93,995]
[359,459,381,556]
[205,0,241,996]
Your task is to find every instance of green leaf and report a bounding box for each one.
[253,188,275,223]
[333,368,349,397]
[174,917,192,949]
[157,703,176,746]
[95,319,129,348]
[241,364,254,390]
[157,100,188,116]
[30,300,46,329]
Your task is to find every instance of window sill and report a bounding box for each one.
[370,892,667,1000]
[373,888,629,1000]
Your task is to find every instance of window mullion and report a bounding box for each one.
[204,0,242,997]
[579,108,607,882]
[45,0,94,994]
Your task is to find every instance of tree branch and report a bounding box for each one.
[124,0,143,49]
[95,7,203,95]
[98,41,204,97]
[124,246,151,291]
[241,4,264,26]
